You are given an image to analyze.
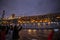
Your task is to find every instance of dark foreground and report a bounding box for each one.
[18,29,51,40]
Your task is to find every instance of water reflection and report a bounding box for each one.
[19,29,52,40]
[18,22,60,40]
[28,29,32,34]
[33,29,36,32]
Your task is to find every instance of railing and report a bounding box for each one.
[21,22,60,29]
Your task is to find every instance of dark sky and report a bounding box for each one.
[0,0,60,17]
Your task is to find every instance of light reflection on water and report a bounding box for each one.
[19,29,52,40]
[21,29,52,35]
[19,22,60,40]
[20,22,60,36]
[28,29,32,34]
[22,28,54,37]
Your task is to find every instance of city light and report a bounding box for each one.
[31,20,35,23]
[18,21,22,23]
[39,20,42,22]
[8,16,14,19]
[33,29,36,32]
[28,29,32,34]
[28,29,32,32]
[56,16,60,18]
[48,22,51,25]
[33,29,37,34]
[38,23,41,26]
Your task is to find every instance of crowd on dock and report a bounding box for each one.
[0,24,22,40]
[0,24,60,40]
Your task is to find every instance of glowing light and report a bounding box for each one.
[43,18,51,22]
[44,20,47,22]
[31,20,35,23]
[18,21,22,23]
[8,16,15,19]
[39,20,42,22]
[38,23,40,26]
[33,29,36,32]
[28,29,31,32]
[48,22,51,25]
[28,29,32,34]
[56,17,60,18]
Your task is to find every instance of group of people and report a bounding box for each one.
[0,24,60,40]
[48,28,60,40]
[0,24,22,40]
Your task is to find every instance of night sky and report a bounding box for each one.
[0,0,60,17]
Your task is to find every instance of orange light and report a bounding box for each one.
[31,20,35,23]
[18,21,22,23]
[56,17,60,18]
[39,20,42,22]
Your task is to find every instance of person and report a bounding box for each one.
[6,25,10,35]
[6,25,13,40]
[12,25,22,40]
[0,26,1,38]
[48,29,54,40]
[1,26,6,40]
[52,28,60,40]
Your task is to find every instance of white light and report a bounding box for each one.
[38,23,40,26]
[28,29,32,34]
[28,29,32,32]
[54,29,59,32]
[33,29,36,32]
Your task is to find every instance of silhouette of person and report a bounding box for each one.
[12,25,22,40]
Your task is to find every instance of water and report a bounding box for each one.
[19,29,52,40]
[5,22,60,40]
[18,22,60,40]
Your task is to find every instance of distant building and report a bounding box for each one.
[0,13,60,24]
[8,14,15,19]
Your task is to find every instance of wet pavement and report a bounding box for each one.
[18,29,52,40]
